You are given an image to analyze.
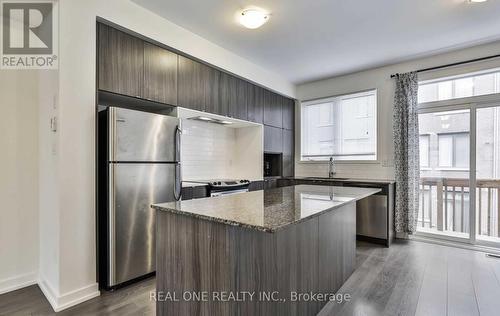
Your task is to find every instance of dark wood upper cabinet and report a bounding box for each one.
[178,55,207,112]
[283,128,294,156]
[219,73,247,120]
[264,91,283,128]
[282,129,294,177]
[143,42,178,105]
[98,23,144,98]
[205,67,227,116]
[282,98,295,130]
[247,84,264,124]
[228,76,248,120]
[264,125,283,153]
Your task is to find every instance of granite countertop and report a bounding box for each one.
[288,176,395,184]
[152,185,380,233]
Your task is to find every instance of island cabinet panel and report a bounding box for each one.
[246,84,264,124]
[98,23,144,98]
[178,55,208,112]
[282,98,295,130]
[264,125,283,153]
[156,202,356,316]
[143,42,178,105]
[264,91,283,128]
[318,203,356,293]
[282,129,294,177]
[276,218,321,315]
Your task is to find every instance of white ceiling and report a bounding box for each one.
[132,0,500,84]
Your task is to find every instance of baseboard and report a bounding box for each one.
[0,272,37,295]
[38,276,100,312]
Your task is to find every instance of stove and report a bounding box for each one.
[187,179,251,197]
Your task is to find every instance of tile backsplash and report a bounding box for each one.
[181,119,262,181]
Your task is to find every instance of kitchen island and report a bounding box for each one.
[152,185,380,316]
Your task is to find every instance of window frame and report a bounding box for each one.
[419,134,430,168]
[437,132,470,170]
[299,89,379,164]
[418,67,500,104]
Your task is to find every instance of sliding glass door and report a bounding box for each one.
[416,103,500,247]
[476,105,500,246]
[417,109,471,241]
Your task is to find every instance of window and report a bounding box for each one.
[301,90,377,161]
[419,135,430,167]
[438,133,469,168]
[418,68,500,103]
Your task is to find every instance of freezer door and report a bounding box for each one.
[109,163,176,286]
[109,107,179,162]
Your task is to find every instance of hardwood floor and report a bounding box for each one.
[319,240,500,316]
[2,240,500,316]
[0,278,155,316]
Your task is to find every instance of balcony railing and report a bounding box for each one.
[418,177,500,238]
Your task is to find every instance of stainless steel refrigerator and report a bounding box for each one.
[98,106,181,289]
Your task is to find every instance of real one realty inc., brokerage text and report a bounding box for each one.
[151,291,351,304]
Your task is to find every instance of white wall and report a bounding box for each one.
[181,120,262,181]
[0,70,39,294]
[7,0,500,311]
[33,0,294,311]
[295,40,500,180]
[37,70,61,305]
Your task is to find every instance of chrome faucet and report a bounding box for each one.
[328,156,336,178]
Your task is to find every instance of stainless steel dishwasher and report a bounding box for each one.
[357,195,388,239]
[344,181,395,247]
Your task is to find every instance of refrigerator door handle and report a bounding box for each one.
[174,125,182,201]
[174,125,181,162]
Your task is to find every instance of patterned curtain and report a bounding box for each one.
[393,72,419,234]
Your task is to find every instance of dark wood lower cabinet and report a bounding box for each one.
[181,186,209,201]
[249,180,264,192]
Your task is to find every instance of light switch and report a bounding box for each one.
[50,116,57,132]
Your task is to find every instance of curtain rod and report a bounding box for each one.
[390,53,500,78]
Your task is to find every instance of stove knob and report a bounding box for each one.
[218,181,221,185]
[240,180,244,183]
[212,182,217,185]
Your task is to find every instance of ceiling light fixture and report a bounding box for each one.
[239,8,270,29]
[468,0,488,3]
